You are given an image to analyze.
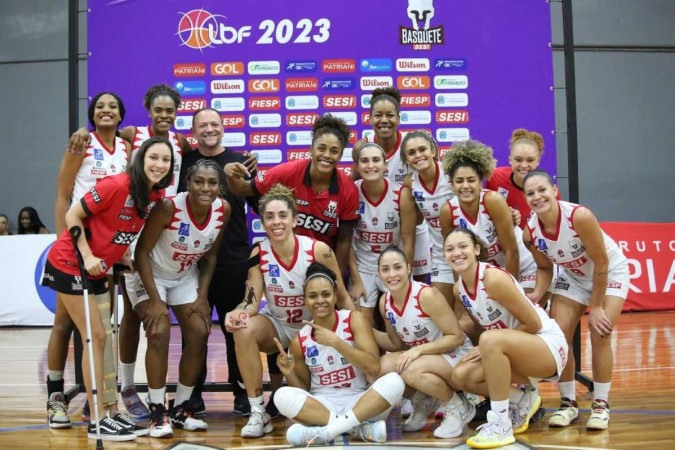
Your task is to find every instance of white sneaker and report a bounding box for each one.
[548,397,579,428]
[586,399,610,430]
[400,398,413,418]
[241,411,273,438]
[352,420,387,443]
[286,423,332,446]
[402,394,441,432]
[510,386,542,434]
[466,411,515,449]
[148,403,173,439]
[434,393,476,438]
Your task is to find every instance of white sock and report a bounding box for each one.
[148,387,166,405]
[326,410,360,439]
[490,399,509,423]
[48,370,64,382]
[249,395,265,413]
[175,382,195,406]
[593,382,611,403]
[119,362,136,390]
[558,381,576,402]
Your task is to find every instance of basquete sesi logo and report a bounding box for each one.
[400,0,444,50]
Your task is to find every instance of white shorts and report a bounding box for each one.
[356,272,387,309]
[124,269,198,309]
[519,271,537,290]
[314,391,391,423]
[430,251,454,284]
[258,304,301,349]
[444,335,474,367]
[536,322,569,382]
[552,265,630,306]
[413,222,431,276]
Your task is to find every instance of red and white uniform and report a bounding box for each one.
[147,193,225,279]
[384,280,473,365]
[254,159,359,249]
[372,130,409,185]
[131,126,182,196]
[72,132,128,203]
[258,235,316,345]
[48,173,163,278]
[410,161,455,282]
[457,262,568,379]
[526,200,629,303]
[298,310,368,398]
[448,190,537,286]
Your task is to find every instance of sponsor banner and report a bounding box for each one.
[601,222,675,312]
[251,149,283,164]
[249,113,282,128]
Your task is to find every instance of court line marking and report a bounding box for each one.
[538,446,617,450]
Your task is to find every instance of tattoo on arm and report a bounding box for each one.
[524,240,533,248]
[594,270,608,276]
[323,249,333,259]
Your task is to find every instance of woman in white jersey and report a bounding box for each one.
[47,92,132,429]
[273,262,405,446]
[352,87,431,282]
[224,184,350,439]
[401,131,456,305]
[445,227,567,449]
[375,245,475,438]
[348,142,416,320]
[522,170,629,431]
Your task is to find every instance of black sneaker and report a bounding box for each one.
[82,400,90,423]
[187,396,206,419]
[110,411,149,436]
[148,403,173,439]
[169,400,208,431]
[234,389,251,417]
[87,416,136,442]
[472,399,490,422]
[265,392,280,419]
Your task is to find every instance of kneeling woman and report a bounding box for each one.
[446,228,567,449]
[131,159,231,438]
[274,262,405,446]
[224,184,351,439]
[377,245,475,439]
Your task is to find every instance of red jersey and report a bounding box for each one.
[253,159,359,248]
[486,166,560,228]
[48,173,164,278]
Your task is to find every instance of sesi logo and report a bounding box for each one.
[400,94,431,107]
[178,98,206,112]
[397,76,430,89]
[323,95,356,109]
[221,114,245,128]
[436,110,469,124]
[286,113,319,127]
[210,61,244,75]
[174,63,206,77]
[249,96,281,110]
[250,132,282,146]
[348,131,357,144]
[248,79,280,93]
[285,78,319,92]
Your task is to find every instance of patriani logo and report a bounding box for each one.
[177,9,251,51]
[400,0,444,50]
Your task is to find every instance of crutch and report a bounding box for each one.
[69,226,104,450]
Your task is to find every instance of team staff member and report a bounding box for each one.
[177,107,258,417]
[522,170,629,431]
[225,114,359,277]
[41,137,173,441]
[486,129,559,229]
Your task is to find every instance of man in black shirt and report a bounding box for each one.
[178,107,258,416]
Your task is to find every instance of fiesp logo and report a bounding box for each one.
[174,63,206,77]
[248,79,280,93]
[323,95,357,109]
[361,112,371,125]
[286,113,319,127]
[178,98,206,113]
[250,131,282,146]
[210,61,244,75]
[221,114,245,128]
[397,76,430,89]
[400,93,431,107]
[288,149,312,160]
[249,96,281,110]
[436,110,469,124]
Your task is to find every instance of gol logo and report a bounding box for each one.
[176,9,224,50]
[211,62,244,75]
[397,76,430,89]
[248,79,280,93]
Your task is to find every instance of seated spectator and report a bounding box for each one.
[17,206,50,234]
[0,214,11,235]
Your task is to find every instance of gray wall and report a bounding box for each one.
[0,1,673,232]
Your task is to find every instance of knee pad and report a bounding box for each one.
[274,386,310,419]
[370,372,405,406]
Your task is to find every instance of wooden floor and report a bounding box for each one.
[1,311,674,449]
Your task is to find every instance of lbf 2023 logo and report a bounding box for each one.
[400,0,444,50]
[177,9,250,50]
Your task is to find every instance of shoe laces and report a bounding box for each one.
[112,412,134,427]
[592,400,609,413]
[48,399,68,414]
[304,428,328,447]
[248,411,265,425]
[150,405,166,426]
[101,416,126,431]
[560,397,577,408]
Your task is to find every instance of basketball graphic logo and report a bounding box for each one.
[176,9,225,50]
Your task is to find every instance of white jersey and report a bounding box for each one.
[411,161,455,258]
[526,201,627,281]
[448,190,536,277]
[384,280,472,359]
[71,132,128,204]
[259,235,316,329]
[457,262,558,332]
[353,179,405,273]
[298,309,369,397]
[148,192,225,280]
[131,125,183,196]
[370,130,409,185]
